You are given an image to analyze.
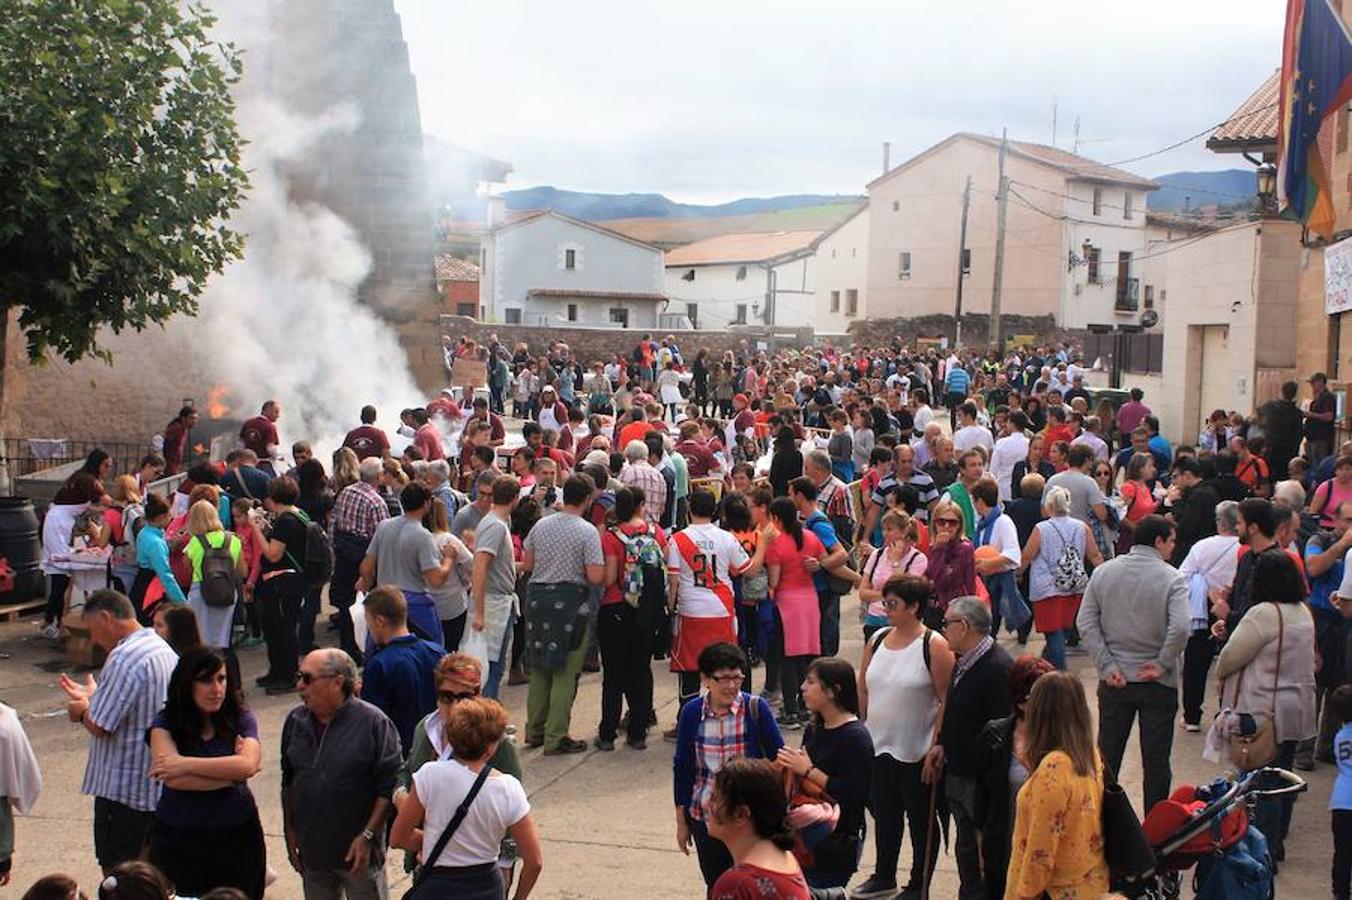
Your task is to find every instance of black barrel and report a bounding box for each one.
[0,497,45,606]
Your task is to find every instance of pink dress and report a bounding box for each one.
[767,530,825,657]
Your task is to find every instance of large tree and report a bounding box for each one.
[0,0,248,370]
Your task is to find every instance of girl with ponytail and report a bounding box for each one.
[706,758,810,899]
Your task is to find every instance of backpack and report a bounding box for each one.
[197,535,240,608]
[285,509,334,586]
[1046,519,1089,594]
[114,504,145,567]
[616,528,670,654]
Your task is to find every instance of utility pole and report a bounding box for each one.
[990,127,1010,352]
[954,175,972,348]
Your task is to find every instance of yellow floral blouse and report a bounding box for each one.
[1004,749,1110,900]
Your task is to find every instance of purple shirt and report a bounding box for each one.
[150,709,259,827]
[1116,400,1151,437]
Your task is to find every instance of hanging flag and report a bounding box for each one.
[1278,0,1352,239]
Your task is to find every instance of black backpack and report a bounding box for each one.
[285,509,334,586]
[616,528,671,656]
[197,535,241,608]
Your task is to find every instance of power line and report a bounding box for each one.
[1055,102,1278,170]
[1010,179,1257,213]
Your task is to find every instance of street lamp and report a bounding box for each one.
[1256,162,1278,215]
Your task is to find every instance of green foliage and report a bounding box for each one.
[0,0,248,363]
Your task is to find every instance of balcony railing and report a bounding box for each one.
[1115,277,1140,312]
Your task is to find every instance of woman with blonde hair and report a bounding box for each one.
[1005,671,1108,899]
[331,446,361,495]
[182,499,246,650]
[858,510,928,641]
[106,475,145,594]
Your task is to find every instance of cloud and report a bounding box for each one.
[397,0,1283,201]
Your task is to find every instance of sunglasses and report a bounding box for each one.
[935,518,961,527]
[296,671,336,685]
[438,690,477,705]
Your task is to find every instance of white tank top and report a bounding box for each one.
[864,631,937,763]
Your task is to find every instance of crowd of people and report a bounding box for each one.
[8,333,1352,899]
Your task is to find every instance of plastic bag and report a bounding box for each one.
[460,627,492,688]
[351,594,368,651]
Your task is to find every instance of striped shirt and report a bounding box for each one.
[82,628,177,811]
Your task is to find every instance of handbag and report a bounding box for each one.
[1228,605,1283,771]
[402,763,494,900]
[1101,767,1156,886]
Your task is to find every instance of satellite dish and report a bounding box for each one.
[1141,310,1159,328]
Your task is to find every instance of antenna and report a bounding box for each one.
[1051,96,1058,147]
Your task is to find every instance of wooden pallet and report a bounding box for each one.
[0,599,44,622]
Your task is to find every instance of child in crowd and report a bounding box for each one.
[230,497,264,648]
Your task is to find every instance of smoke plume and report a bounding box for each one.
[194,0,423,453]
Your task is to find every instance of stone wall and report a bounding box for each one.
[438,316,818,363]
[849,313,1073,348]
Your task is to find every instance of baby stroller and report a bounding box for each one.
[1123,766,1307,900]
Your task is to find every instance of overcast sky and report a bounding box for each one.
[396,0,1285,204]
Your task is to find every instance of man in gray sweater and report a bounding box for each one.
[1077,514,1190,811]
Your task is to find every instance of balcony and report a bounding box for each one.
[1115,277,1140,312]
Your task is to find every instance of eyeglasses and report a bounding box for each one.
[438,690,477,705]
[942,616,967,627]
[297,671,337,685]
[705,673,743,685]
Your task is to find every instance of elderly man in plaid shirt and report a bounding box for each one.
[330,457,389,662]
[618,439,668,527]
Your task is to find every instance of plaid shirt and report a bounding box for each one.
[330,481,389,539]
[618,462,668,526]
[82,628,177,811]
[689,692,749,821]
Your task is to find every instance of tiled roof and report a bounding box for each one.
[1207,70,1279,152]
[434,255,480,282]
[664,230,822,267]
[965,134,1159,189]
[527,289,665,302]
[491,209,663,251]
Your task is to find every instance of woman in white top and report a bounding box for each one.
[656,361,683,422]
[1177,500,1240,730]
[423,499,475,651]
[392,696,543,900]
[854,574,955,900]
[857,510,928,641]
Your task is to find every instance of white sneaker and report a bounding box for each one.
[41,623,60,640]
[1182,721,1201,733]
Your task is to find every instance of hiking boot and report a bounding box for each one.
[848,875,897,899]
[776,712,803,731]
[543,737,587,755]
[628,736,647,750]
[523,733,544,748]
[592,736,615,752]
[508,666,530,686]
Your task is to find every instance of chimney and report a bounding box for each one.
[486,194,505,229]
[882,142,891,176]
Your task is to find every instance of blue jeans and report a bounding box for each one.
[983,569,1030,635]
[1043,629,1067,670]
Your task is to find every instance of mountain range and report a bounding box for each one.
[503,169,1256,222]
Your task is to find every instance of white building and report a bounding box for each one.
[865,133,1160,330]
[813,203,870,335]
[479,210,666,328]
[664,231,820,330]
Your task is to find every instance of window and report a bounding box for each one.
[609,307,629,327]
[1160,289,1167,305]
[505,307,522,324]
[1143,285,1155,309]
[734,304,747,325]
[735,265,747,281]
[1085,245,1101,283]
[898,251,912,280]
[830,290,840,312]
[852,248,857,258]
[960,248,971,274]
[1123,192,1134,221]
[567,303,578,321]
[686,302,698,329]
[564,249,576,269]
[1092,187,1103,216]
[682,268,696,282]
[1115,251,1138,310]
[892,200,900,212]
[845,289,858,316]
[456,302,476,318]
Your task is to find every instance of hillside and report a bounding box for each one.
[602,203,865,248]
[1147,169,1256,210]
[502,186,863,221]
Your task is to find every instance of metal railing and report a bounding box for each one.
[0,438,149,481]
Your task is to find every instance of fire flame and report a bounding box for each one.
[206,384,231,420]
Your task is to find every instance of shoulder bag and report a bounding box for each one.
[1102,762,1157,887]
[1228,604,1283,771]
[403,763,494,900]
